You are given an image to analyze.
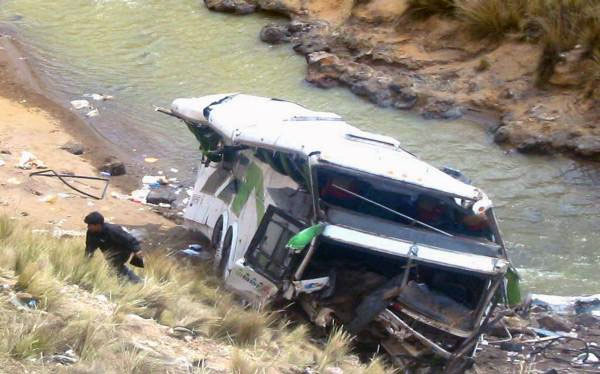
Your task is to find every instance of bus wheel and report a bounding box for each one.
[211,216,224,249]
[218,226,233,279]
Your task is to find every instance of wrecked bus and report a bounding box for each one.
[158,94,515,370]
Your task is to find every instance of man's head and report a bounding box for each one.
[84,211,104,233]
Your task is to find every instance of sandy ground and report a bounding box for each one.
[0,95,184,247]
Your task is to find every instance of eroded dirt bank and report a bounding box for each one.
[204,0,600,160]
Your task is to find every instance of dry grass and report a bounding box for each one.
[455,0,526,39]
[408,0,456,16]
[316,327,354,372]
[0,216,395,373]
[406,0,600,86]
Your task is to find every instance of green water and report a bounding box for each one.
[1,0,599,295]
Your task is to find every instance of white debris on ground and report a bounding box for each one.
[83,93,114,101]
[71,93,112,118]
[70,99,90,110]
[85,108,99,118]
[16,151,47,170]
[531,293,600,316]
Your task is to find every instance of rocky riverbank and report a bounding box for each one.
[204,0,600,160]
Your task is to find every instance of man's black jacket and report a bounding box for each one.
[85,223,140,266]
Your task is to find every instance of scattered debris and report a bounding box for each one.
[144,157,159,163]
[9,292,38,310]
[142,175,167,187]
[170,168,178,173]
[46,349,79,365]
[86,108,99,118]
[84,93,114,101]
[17,151,46,170]
[146,188,176,205]
[130,189,150,203]
[531,294,600,316]
[102,157,126,176]
[52,228,86,238]
[175,244,212,261]
[70,99,90,110]
[29,169,110,200]
[60,141,84,155]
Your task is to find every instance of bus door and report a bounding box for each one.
[225,205,305,305]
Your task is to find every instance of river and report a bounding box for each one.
[1,0,598,295]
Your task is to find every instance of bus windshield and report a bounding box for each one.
[315,166,494,242]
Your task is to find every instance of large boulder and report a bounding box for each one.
[204,0,257,14]
[259,23,291,44]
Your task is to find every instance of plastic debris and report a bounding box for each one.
[144,157,158,163]
[130,189,150,203]
[573,352,599,365]
[170,168,179,173]
[142,175,168,188]
[110,191,129,200]
[84,93,114,101]
[0,159,5,167]
[70,99,90,109]
[100,171,111,177]
[52,228,86,238]
[177,245,211,261]
[86,108,99,118]
[17,151,46,170]
[158,203,171,208]
[531,294,600,316]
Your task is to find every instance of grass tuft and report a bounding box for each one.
[455,0,526,39]
[408,0,456,17]
[230,349,259,374]
[316,326,354,372]
[0,215,15,240]
[210,303,275,346]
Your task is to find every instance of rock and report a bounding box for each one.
[293,34,331,55]
[574,313,600,328]
[493,126,511,144]
[305,52,344,88]
[0,149,11,155]
[60,142,84,155]
[516,136,552,154]
[101,157,126,176]
[204,0,257,14]
[421,99,464,120]
[537,314,573,332]
[442,106,464,120]
[574,136,600,157]
[260,23,291,44]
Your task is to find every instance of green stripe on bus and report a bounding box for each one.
[231,162,265,223]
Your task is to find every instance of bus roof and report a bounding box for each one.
[171,94,486,202]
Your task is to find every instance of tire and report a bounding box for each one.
[211,216,224,249]
[218,226,233,279]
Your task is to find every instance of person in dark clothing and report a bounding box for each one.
[84,211,143,283]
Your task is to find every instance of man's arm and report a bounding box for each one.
[84,231,98,258]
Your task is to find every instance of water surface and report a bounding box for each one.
[1,0,598,294]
